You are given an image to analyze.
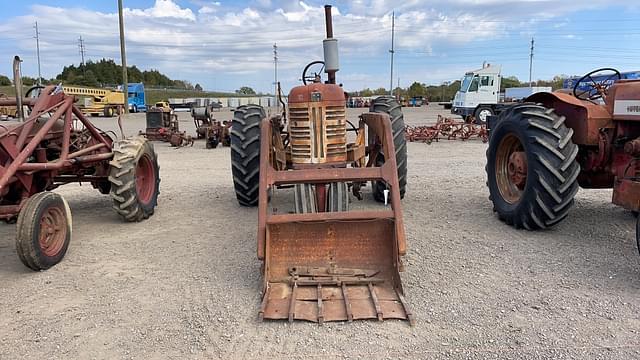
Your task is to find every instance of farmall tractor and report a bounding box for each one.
[139,106,192,147]
[486,68,640,253]
[230,6,412,324]
[0,56,160,271]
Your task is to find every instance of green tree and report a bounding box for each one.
[0,75,11,86]
[21,76,37,86]
[195,83,203,91]
[407,81,427,98]
[501,76,523,91]
[236,86,256,95]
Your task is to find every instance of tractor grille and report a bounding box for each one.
[289,104,347,164]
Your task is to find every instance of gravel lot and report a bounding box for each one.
[0,105,638,359]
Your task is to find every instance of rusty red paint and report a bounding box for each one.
[404,115,488,144]
[257,112,412,325]
[0,85,114,219]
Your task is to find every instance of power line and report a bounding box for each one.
[529,37,534,86]
[78,36,86,74]
[273,43,278,111]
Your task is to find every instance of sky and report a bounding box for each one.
[0,0,639,94]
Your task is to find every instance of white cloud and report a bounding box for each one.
[127,0,196,21]
[0,0,635,92]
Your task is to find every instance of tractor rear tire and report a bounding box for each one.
[231,104,264,207]
[370,96,408,202]
[486,103,580,229]
[108,137,160,222]
[16,192,72,271]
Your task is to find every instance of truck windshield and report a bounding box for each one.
[460,74,474,93]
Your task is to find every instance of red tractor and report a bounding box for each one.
[486,68,640,253]
[0,56,160,270]
[230,6,411,324]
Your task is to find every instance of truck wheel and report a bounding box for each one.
[109,137,160,221]
[16,192,72,271]
[486,104,580,229]
[104,107,115,117]
[370,96,407,202]
[231,104,264,206]
[474,106,494,125]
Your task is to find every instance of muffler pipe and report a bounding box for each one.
[13,56,24,122]
[324,5,333,38]
[323,5,339,84]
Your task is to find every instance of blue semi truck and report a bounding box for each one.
[127,83,146,113]
[563,70,640,93]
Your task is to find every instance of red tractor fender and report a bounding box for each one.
[525,91,613,146]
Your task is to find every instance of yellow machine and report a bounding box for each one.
[62,86,125,117]
[0,94,17,118]
[153,101,171,112]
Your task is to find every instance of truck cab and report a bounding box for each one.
[452,64,502,122]
[128,83,146,113]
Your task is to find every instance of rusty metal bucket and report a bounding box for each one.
[260,219,412,323]
[257,113,413,325]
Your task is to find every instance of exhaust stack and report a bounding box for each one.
[323,5,339,84]
[13,56,24,122]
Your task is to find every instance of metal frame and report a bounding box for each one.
[0,85,113,219]
[257,112,413,324]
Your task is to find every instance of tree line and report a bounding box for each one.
[349,75,567,102]
[0,59,201,90]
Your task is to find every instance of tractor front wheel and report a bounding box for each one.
[486,104,580,229]
[108,137,160,221]
[370,96,408,202]
[16,192,72,271]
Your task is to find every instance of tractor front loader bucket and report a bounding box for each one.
[257,113,414,325]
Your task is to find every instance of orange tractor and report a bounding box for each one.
[230,6,412,324]
[486,68,640,253]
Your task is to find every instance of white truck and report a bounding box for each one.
[451,64,550,123]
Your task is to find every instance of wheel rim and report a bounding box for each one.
[39,206,67,257]
[479,109,491,123]
[495,133,527,204]
[135,154,156,205]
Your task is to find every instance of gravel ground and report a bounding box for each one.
[0,105,638,359]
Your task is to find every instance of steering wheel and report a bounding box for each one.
[25,85,45,99]
[573,67,621,101]
[302,61,325,85]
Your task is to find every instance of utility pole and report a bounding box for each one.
[118,0,129,114]
[78,36,86,75]
[34,21,42,86]
[529,37,534,87]
[441,81,449,102]
[389,11,395,95]
[396,77,400,100]
[273,43,278,112]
